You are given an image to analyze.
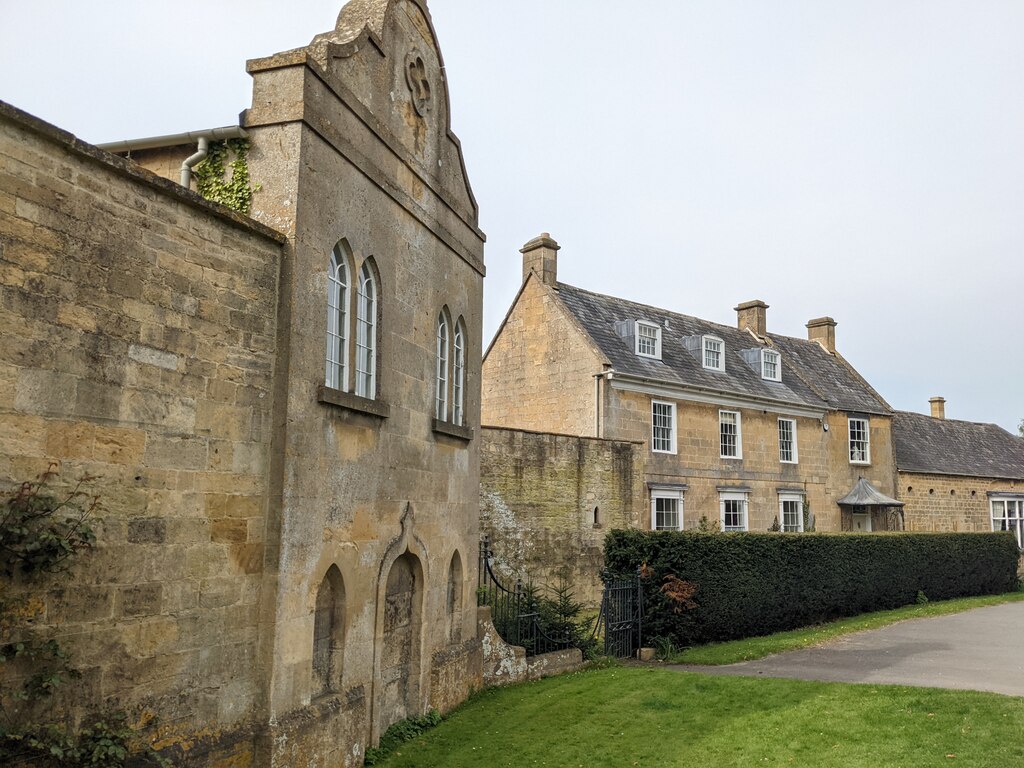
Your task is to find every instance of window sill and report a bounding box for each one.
[432,418,473,442]
[849,460,871,466]
[318,385,390,419]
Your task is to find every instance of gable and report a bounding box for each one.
[309,0,478,224]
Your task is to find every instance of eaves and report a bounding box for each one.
[608,372,827,420]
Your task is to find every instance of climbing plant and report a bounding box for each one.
[0,468,168,766]
[194,139,260,215]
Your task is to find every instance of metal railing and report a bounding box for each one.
[478,536,576,656]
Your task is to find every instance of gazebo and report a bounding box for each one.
[837,477,905,532]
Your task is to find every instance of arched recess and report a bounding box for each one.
[379,551,424,732]
[312,565,346,697]
[446,551,463,644]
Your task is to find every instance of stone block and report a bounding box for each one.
[118,583,164,618]
[45,420,95,460]
[145,435,208,470]
[128,517,167,544]
[212,518,248,544]
[92,425,146,465]
[14,368,78,417]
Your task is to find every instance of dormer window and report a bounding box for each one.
[761,349,781,381]
[635,321,662,359]
[703,336,724,371]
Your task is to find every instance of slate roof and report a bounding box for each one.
[893,411,1024,480]
[554,282,890,415]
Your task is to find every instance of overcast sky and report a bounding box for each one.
[1,1,1021,433]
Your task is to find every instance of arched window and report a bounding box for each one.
[435,313,449,420]
[325,244,350,391]
[312,566,345,697]
[355,262,377,399]
[452,319,465,426]
[446,553,463,644]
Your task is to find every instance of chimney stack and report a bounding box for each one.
[806,317,837,354]
[521,233,560,286]
[929,397,946,420]
[735,300,769,336]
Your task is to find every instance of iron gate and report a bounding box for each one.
[600,575,643,658]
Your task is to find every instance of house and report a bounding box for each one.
[895,400,1024,544]
[481,234,904,551]
[0,0,484,765]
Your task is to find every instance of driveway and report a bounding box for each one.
[668,602,1024,696]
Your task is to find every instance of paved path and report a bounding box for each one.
[668,602,1024,696]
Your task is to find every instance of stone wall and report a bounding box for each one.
[243,2,486,762]
[0,100,285,762]
[900,472,1024,533]
[482,277,606,436]
[480,427,644,606]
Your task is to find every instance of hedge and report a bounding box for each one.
[604,530,1020,647]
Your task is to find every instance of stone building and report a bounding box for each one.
[0,0,484,765]
[481,234,903,570]
[895,399,1024,543]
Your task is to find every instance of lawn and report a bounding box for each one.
[671,590,1024,665]
[373,666,1024,767]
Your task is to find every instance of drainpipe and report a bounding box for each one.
[96,126,248,189]
[180,137,209,188]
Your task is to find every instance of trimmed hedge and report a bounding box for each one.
[604,530,1020,647]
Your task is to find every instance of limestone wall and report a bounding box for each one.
[0,101,285,760]
[243,2,486,762]
[604,389,832,531]
[482,277,606,436]
[480,427,644,606]
[900,472,1024,533]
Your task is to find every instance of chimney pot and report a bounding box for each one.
[929,397,946,420]
[735,299,769,336]
[806,316,837,354]
[520,233,560,286]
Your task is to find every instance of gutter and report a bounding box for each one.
[96,126,248,188]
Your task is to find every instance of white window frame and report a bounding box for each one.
[778,418,798,464]
[651,400,677,454]
[355,263,377,399]
[779,493,804,533]
[635,321,662,359]
[720,491,749,532]
[325,245,350,392]
[991,497,1024,549]
[435,313,449,421]
[452,320,465,426]
[719,410,742,459]
[761,349,781,381]
[702,335,725,371]
[651,489,684,531]
[848,417,870,464]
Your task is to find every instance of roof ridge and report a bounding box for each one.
[894,410,1005,430]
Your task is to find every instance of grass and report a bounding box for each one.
[671,590,1024,665]
[373,666,1024,767]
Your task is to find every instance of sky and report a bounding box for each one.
[1,1,1021,433]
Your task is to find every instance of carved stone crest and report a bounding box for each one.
[405,50,432,116]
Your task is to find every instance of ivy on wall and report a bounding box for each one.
[194,139,260,216]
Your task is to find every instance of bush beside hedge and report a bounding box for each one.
[604,530,1020,647]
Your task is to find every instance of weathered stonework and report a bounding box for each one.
[0,99,284,762]
[0,0,485,764]
[480,427,643,606]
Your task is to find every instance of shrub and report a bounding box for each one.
[604,529,1020,647]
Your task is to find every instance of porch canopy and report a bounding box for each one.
[837,477,904,508]
[837,477,904,531]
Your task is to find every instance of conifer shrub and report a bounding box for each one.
[604,529,1020,647]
